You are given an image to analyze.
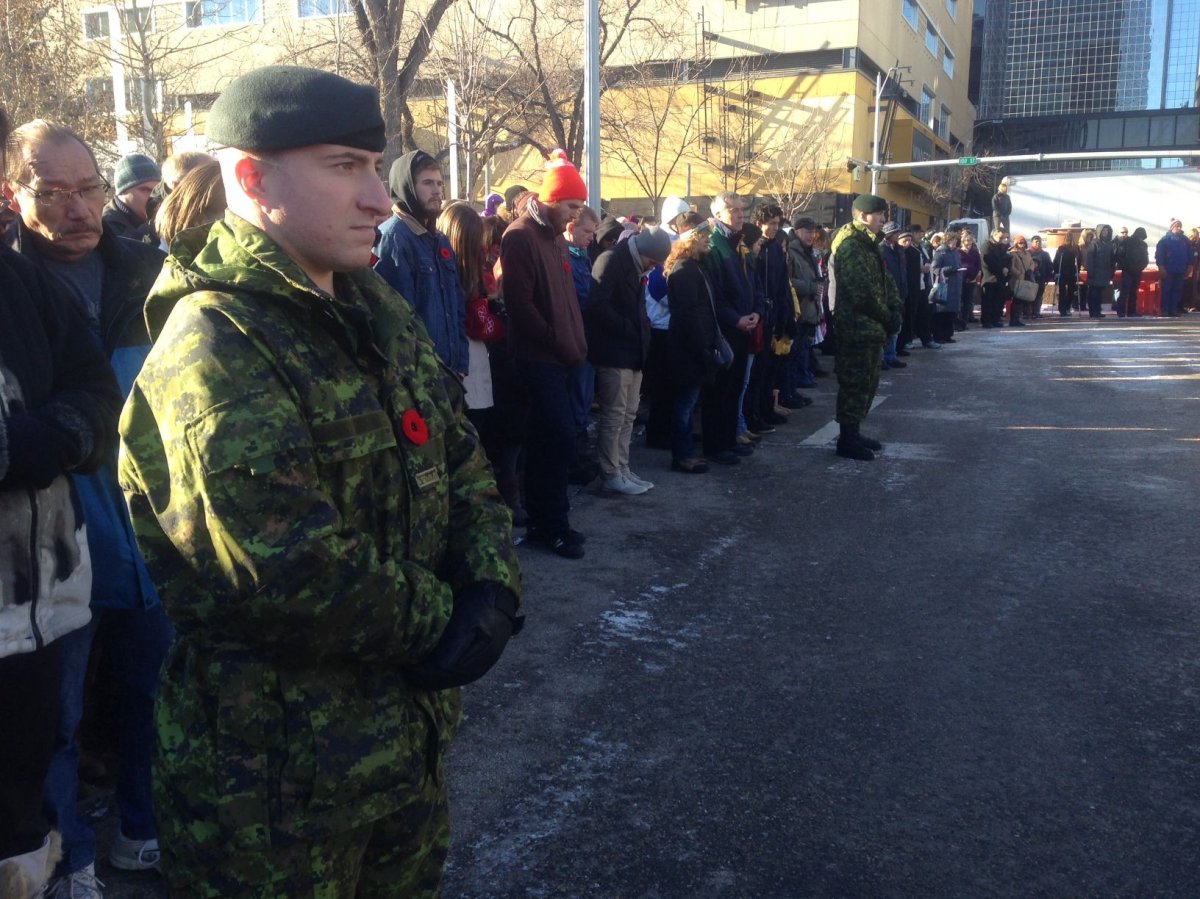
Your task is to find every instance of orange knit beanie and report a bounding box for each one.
[540,148,588,203]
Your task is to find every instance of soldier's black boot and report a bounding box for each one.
[858,430,883,452]
[836,422,874,461]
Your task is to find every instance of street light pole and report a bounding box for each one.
[583,0,601,211]
[872,71,882,194]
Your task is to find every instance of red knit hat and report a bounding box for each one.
[540,148,587,203]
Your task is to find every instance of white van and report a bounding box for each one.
[946,217,990,244]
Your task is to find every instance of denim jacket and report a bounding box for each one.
[374,210,470,374]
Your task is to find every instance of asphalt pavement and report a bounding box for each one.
[102,312,1200,898]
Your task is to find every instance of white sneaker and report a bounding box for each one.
[622,468,654,490]
[46,864,104,899]
[109,830,161,872]
[602,474,648,495]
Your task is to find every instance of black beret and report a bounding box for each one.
[852,194,889,214]
[207,66,385,153]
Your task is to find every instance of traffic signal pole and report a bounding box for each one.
[867,149,1197,174]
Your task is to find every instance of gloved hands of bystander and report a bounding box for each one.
[1,414,73,489]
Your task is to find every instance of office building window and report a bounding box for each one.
[119,8,154,33]
[125,77,163,113]
[937,104,951,140]
[920,87,935,128]
[946,0,958,20]
[185,0,260,27]
[83,11,109,39]
[298,0,350,16]
[902,0,918,31]
[925,22,939,57]
[943,46,955,79]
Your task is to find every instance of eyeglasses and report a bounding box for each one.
[16,180,111,207]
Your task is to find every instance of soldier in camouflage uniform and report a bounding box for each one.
[830,194,901,461]
[117,66,523,897]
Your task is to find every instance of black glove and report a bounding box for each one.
[404,582,524,691]
[3,414,73,489]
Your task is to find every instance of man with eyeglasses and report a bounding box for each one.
[4,119,169,897]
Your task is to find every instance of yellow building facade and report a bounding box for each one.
[53,0,974,225]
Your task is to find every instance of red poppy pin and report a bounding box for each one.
[563,261,571,273]
[401,409,429,446]
[440,247,452,261]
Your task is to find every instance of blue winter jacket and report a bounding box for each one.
[12,223,163,611]
[1155,230,1195,275]
[374,210,470,374]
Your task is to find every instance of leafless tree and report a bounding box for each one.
[471,0,686,162]
[348,0,458,164]
[0,0,114,154]
[600,57,705,212]
[48,0,259,160]
[695,55,791,196]
[415,0,540,200]
[760,96,849,220]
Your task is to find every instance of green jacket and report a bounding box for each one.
[831,221,901,345]
[119,213,521,844]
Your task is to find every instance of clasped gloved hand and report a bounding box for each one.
[404,581,524,691]
[2,414,73,490]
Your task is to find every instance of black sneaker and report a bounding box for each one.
[527,527,586,547]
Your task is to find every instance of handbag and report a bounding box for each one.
[712,330,734,369]
[1013,279,1038,302]
[465,295,506,343]
[928,280,948,307]
[703,279,735,370]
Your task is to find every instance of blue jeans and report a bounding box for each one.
[736,354,753,435]
[671,384,702,462]
[519,359,577,535]
[1162,273,1185,315]
[884,333,899,363]
[43,604,173,874]
[567,360,594,437]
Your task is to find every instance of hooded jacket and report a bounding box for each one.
[0,246,120,657]
[1086,226,1116,286]
[119,211,520,841]
[374,150,470,374]
[12,221,164,612]
[1123,228,1149,274]
[1155,229,1195,275]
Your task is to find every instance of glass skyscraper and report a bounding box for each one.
[976,0,1200,171]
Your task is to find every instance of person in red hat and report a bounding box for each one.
[499,149,589,558]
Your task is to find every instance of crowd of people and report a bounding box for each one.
[2,60,1199,898]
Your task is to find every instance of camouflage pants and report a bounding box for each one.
[835,341,884,425]
[159,773,450,898]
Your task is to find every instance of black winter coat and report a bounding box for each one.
[585,242,651,370]
[666,257,719,387]
[0,246,119,487]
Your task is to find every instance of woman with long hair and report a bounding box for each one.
[981,228,1011,328]
[665,213,719,472]
[1077,228,1096,318]
[154,159,225,249]
[437,201,495,416]
[1007,234,1033,326]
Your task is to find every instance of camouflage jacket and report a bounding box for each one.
[119,212,521,843]
[830,221,901,346]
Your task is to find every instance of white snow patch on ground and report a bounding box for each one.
[461,731,627,879]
